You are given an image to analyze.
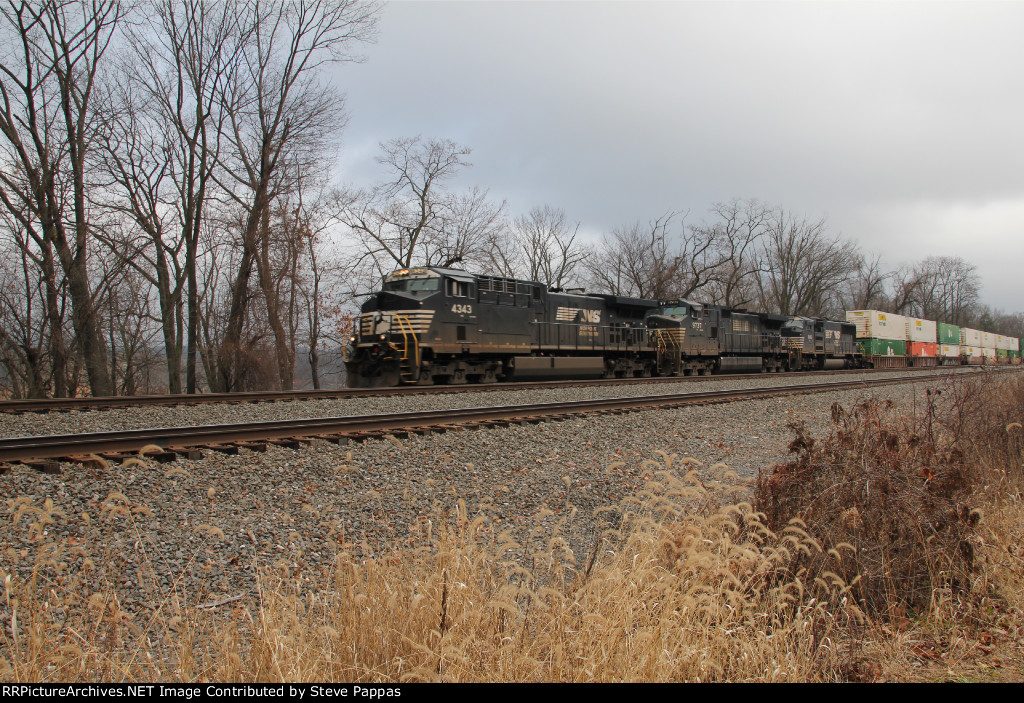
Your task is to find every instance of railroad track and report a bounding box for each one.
[0,364,961,414]
[0,373,947,471]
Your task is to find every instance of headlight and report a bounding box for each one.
[349,336,356,343]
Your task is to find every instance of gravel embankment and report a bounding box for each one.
[0,373,953,623]
[0,369,959,438]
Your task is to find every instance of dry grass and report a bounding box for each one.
[2,457,866,682]
[756,370,1024,680]
[2,371,1023,682]
[231,460,867,683]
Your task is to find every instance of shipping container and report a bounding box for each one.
[996,335,1010,350]
[906,317,937,343]
[937,322,960,345]
[981,331,997,349]
[859,338,907,356]
[939,344,961,364]
[846,311,908,341]
[982,347,998,361]
[997,349,1009,360]
[961,346,983,364]
[909,342,937,357]
[960,328,982,346]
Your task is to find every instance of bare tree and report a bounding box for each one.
[292,183,351,389]
[0,217,58,397]
[423,185,505,272]
[757,210,859,317]
[214,0,379,391]
[900,256,979,325]
[493,205,586,289]
[0,0,126,396]
[844,251,892,311]
[99,262,161,395]
[586,211,719,300]
[693,198,770,307]
[95,0,247,394]
[341,136,510,284]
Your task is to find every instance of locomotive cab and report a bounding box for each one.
[346,268,445,387]
[346,267,540,387]
[643,300,719,375]
[781,316,814,350]
[781,316,858,370]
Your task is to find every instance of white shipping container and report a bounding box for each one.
[846,310,908,341]
[962,345,982,359]
[1014,338,1021,352]
[960,328,982,346]
[982,347,998,360]
[996,334,1011,350]
[906,317,937,343]
[939,344,961,358]
[981,331,996,349]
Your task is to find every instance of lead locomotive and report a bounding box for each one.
[345,267,657,387]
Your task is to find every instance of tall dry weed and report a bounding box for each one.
[2,454,868,682]
[216,456,864,682]
[755,372,1024,620]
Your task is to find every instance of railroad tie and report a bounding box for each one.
[202,444,240,455]
[26,460,60,474]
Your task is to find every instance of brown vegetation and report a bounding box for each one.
[2,372,1023,681]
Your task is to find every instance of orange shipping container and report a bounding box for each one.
[909,342,937,357]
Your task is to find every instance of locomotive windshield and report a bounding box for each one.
[647,305,692,317]
[382,268,440,292]
[382,278,440,292]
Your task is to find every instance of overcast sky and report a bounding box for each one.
[332,0,1024,312]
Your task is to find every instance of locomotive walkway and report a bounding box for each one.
[0,373,962,469]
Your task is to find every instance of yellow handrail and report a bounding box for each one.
[392,313,420,382]
[652,328,685,373]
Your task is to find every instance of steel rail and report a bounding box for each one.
[0,365,965,414]
[0,375,931,464]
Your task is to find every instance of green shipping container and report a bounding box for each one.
[997,349,1009,359]
[860,338,907,356]
[937,322,960,345]
[1010,350,1021,359]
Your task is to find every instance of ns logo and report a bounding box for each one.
[556,307,602,323]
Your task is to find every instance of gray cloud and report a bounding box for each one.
[334,1,1024,310]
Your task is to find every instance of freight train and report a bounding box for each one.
[845,310,1021,368]
[344,267,863,387]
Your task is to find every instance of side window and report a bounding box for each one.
[446,279,470,297]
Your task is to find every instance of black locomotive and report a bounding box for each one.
[345,267,657,387]
[344,267,861,387]
[645,300,791,375]
[780,316,860,370]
